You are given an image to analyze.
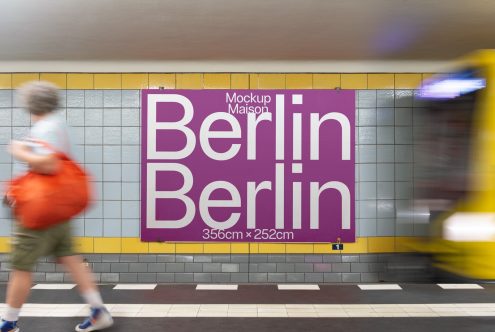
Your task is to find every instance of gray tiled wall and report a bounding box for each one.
[0,89,425,238]
[0,88,430,283]
[0,253,431,284]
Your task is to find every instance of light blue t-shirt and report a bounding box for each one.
[14,113,72,176]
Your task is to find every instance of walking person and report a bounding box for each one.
[1,81,113,332]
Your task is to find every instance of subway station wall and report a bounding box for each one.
[0,73,432,283]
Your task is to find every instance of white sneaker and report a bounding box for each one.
[75,307,113,332]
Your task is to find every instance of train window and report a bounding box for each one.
[414,69,484,214]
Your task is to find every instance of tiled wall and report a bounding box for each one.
[0,73,430,256]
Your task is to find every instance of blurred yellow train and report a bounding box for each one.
[410,50,495,281]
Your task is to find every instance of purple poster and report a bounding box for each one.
[141,90,355,242]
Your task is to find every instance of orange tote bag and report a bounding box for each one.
[5,143,91,230]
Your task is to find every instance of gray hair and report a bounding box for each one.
[18,81,60,115]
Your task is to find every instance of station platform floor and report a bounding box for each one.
[1,283,494,331]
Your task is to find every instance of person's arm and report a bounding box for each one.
[8,140,59,175]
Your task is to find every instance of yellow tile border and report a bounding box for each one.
[12,73,40,88]
[0,72,433,90]
[67,73,94,89]
[0,237,422,254]
[39,73,67,89]
[0,74,12,89]
[94,74,122,89]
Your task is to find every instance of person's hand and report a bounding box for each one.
[7,140,29,160]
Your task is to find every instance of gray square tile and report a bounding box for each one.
[103,109,121,126]
[0,91,12,108]
[103,182,121,200]
[85,201,103,219]
[122,127,140,145]
[85,127,103,144]
[122,108,140,126]
[358,127,376,144]
[13,91,23,108]
[104,219,122,237]
[71,219,85,237]
[377,145,394,162]
[377,127,394,144]
[359,182,376,200]
[85,218,103,237]
[12,109,30,126]
[85,90,103,108]
[104,90,122,107]
[85,164,103,182]
[358,108,376,126]
[395,145,413,162]
[122,90,140,108]
[67,90,85,108]
[122,146,140,163]
[12,127,29,140]
[121,219,140,237]
[122,201,140,219]
[0,164,12,181]
[103,127,121,145]
[85,145,103,163]
[413,107,429,126]
[0,109,12,125]
[413,90,425,107]
[358,90,376,108]
[377,90,394,107]
[377,200,395,218]
[358,145,376,163]
[122,164,140,182]
[377,108,394,126]
[395,163,413,181]
[103,164,122,182]
[104,201,121,218]
[377,182,394,199]
[395,108,412,126]
[58,90,67,108]
[85,109,103,126]
[0,145,12,163]
[395,127,413,145]
[395,90,413,107]
[395,182,413,199]
[71,145,85,163]
[90,182,103,201]
[359,219,377,236]
[103,146,121,163]
[359,200,376,218]
[122,182,140,201]
[377,219,395,236]
[70,127,85,145]
[0,127,11,144]
[359,164,376,181]
[377,163,394,181]
[67,108,85,126]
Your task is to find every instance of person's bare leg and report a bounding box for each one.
[58,255,97,293]
[5,270,32,308]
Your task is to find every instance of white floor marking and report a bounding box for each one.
[438,284,484,290]
[1,303,494,318]
[277,284,320,290]
[358,284,402,290]
[196,284,238,290]
[113,284,157,290]
[31,284,76,290]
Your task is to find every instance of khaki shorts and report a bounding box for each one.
[11,222,74,272]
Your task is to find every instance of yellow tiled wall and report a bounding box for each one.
[0,72,430,254]
[0,73,428,90]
